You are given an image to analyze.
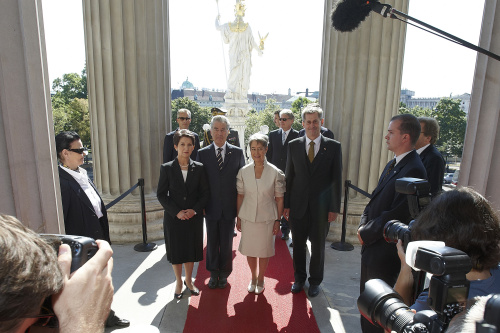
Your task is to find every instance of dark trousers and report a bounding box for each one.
[205,217,235,278]
[360,243,401,333]
[289,207,329,286]
[280,216,289,236]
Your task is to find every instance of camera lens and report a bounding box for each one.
[358,279,415,332]
[383,220,409,244]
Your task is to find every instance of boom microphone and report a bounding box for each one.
[331,0,373,32]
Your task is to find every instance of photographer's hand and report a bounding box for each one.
[393,240,414,306]
[53,240,114,333]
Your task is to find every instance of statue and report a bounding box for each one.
[215,0,268,102]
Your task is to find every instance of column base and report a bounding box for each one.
[104,193,164,244]
[326,196,370,246]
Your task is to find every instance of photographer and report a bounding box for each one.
[393,187,500,310]
[0,214,114,333]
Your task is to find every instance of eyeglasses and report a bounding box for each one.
[177,117,191,121]
[28,304,57,328]
[279,118,290,121]
[67,148,88,155]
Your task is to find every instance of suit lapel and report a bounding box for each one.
[222,144,233,171]
[371,151,416,199]
[60,166,96,213]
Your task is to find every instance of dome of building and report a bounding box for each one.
[181,77,194,89]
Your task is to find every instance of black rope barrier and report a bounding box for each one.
[331,180,371,252]
[104,179,157,252]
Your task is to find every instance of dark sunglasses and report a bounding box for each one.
[66,148,87,154]
[279,118,290,121]
[28,301,58,328]
[177,117,191,121]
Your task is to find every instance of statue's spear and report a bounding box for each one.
[215,0,228,82]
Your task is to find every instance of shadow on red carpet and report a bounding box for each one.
[183,231,320,333]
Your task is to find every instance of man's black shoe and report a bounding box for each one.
[289,242,293,247]
[291,281,304,294]
[308,284,320,297]
[218,277,228,289]
[208,276,218,289]
[281,234,289,240]
[106,312,130,328]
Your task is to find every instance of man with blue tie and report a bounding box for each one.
[266,109,299,240]
[197,115,245,289]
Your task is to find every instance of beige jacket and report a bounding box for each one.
[236,160,285,222]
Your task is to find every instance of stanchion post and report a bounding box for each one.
[134,178,158,252]
[331,179,354,251]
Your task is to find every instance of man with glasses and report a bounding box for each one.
[266,109,299,241]
[0,214,114,333]
[163,108,201,163]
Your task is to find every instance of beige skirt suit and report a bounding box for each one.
[236,160,286,258]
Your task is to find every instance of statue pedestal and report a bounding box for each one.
[224,99,250,150]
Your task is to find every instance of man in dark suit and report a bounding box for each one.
[163,108,200,163]
[416,117,445,197]
[283,103,342,298]
[357,114,427,333]
[197,115,245,289]
[266,109,299,240]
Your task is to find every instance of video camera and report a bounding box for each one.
[40,234,98,273]
[358,243,472,332]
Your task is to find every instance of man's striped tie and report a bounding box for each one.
[217,147,223,170]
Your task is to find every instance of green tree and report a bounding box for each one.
[400,105,433,117]
[51,68,90,143]
[244,99,280,146]
[170,97,211,139]
[432,98,467,157]
[52,68,87,103]
[291,97,316,130]
[52,98,91,144]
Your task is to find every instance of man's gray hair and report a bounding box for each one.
[280,109,294,120]
[211,115,230,130]
[177,108,192,118]
[301,103,323,121]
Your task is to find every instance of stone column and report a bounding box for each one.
[460,0,500,211]
[83,0,171,242]
[0,0,63,233]
[319,0,409,244]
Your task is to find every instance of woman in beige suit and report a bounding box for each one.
[236,133,285,294]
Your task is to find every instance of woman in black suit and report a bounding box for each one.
[157,129,209,299]
[55,131,129,328]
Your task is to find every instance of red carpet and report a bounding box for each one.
[183,231,320,333]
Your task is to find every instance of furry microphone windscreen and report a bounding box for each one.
[331,0,373,32]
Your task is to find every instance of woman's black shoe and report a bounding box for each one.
[184,280,200,295]
[174,291,183,300]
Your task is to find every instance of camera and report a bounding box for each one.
[384,220,414,251]
[358,244,472,332]
[395,177,431,219]
[476,294,500,332]
[40,234,98,273]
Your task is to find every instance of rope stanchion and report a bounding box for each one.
[134,178,157,252]
[331,180,372,251]
[331,180,355,251]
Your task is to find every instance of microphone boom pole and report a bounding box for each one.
[369,1,500,62]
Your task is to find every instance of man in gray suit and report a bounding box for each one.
[197,115,245,289]
[284,103,342,297]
